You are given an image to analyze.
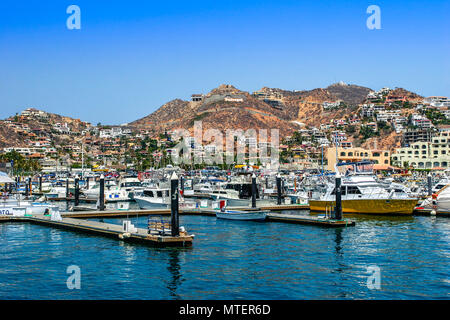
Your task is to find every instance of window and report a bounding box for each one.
[331,186,346,195]
[340,152,346,156]
[384,160,388,164]
[384,152,389,156]
[347,186,361,194]
[144,190,154,197]
[157,191,163,197]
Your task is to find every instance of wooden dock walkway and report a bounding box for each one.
[266,213,355,227]
[0,214,194,247]
[59,204,309,219]
[58,205,355,228]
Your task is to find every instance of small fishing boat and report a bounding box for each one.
[216,209,267,221]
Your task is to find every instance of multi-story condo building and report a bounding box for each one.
[403,128,433,146]
[392,131,450,169]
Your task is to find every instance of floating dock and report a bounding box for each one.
[59,204,309,218]
[0,214,194,247]
[266,213,355,227]
[56,207,355,228]
[413,208,450,217]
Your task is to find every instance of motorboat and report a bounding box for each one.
[309,161,418,215]
[134,187,170,209]
[82,180,129,202]
[216,209,267,221]
[0,196,59,216]
[418,184,450,213]
[118,176,144,199]
[207,189,250,207]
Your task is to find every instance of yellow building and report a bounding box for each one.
[326,147,391,170]
[391,131,450,169]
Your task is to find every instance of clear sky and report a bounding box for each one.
[1,0,449,125]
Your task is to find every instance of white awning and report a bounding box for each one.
[0,172,14,183]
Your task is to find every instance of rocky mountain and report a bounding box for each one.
[325,82,373,105]
[130,89,303,137]
[0,125,24,148]
[388,88,423,101]
[130,83,381,139]
[0,108,91,149]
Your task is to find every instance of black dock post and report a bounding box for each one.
[25,178,29,196]
[251,173,257,208]
[99,175,105,211]
[171,173,180,237]
[65,178,69,210]
[265,177,268,189]
[39,175,42,193]
[86,176,90,190]
[180,175,184,194]
[74,178,80,207]
[276,174,282,205]
[334,172,343,220]
[427,174,432,196]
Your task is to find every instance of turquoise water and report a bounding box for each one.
[0,212,449,299]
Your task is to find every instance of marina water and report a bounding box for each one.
[1,211,449,299]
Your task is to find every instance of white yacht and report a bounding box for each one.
[134,188,170,209]
[309,161,418,215]
[82,180,129,202]
[0,173,59,216]
[432,173,450,193]
[118,176,144,199]
[208,189,250,207]
[419,184,450,213]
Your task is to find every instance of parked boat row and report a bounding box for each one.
[2,164,450,215]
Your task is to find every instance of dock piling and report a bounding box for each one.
[25,178,29,196]
[170,172,180,237]
[251,173,257,208]
[276,174,282,205]
[99,175,105,211]
[180,175,184,194]
[334,173,343,220]
[39,175,42,193]
[427,174,432,196]
[74,178,80,207]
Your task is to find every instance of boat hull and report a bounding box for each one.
[134,197,169,209]
[309,199,417,215]
[216,210,267,221]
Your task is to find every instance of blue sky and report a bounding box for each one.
[0,0,449,124]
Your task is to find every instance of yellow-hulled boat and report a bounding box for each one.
[309,198,417,215]
[310,161,419,215]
